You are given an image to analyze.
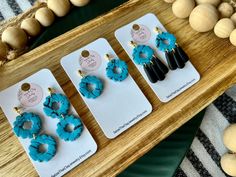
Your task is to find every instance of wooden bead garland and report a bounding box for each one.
[0,0,90,62]
[218,2,234,18]
[189,4,219,32]
[35,7,55,27]
[70,0,90,7]
[47,0,71,17]
[2,27,28,49]
[172,0,195,19]
[21,18,41,37]
[221,153,236,177]
[195,0,221,6]
[214,18,235,38]
[163,0,236,46]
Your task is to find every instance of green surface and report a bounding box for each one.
[31,2,205,177]
[31,0,128,49]
[119,111,205,177]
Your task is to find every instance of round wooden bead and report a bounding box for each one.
[218,2,234,18]
[231,13,236,25]
[195,0,221,6]
[0,41,8,61]
[221,153,236,177]
[35,7,55,27]
[47,0,70,17]
[163,0,175,3]
[214,18,235,38]
[230,29,236,46]
[2,27,28,49]
[172,0,195,19]
[70,0,90,7]
[223,124,236,152]
[21,18,41,37]
[189,4,219,32]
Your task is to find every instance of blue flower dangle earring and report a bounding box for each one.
[78,70,103,99]
[43,88,84,141]
[130,41,168,83]
[13,107,57,162]
[155,27,189,70]
[105,54,128,82]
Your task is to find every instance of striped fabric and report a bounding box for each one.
[1,1,235,177]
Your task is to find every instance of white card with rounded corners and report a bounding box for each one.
[61,38,152,139]
[115,13,200,102]
[0,69,97,177]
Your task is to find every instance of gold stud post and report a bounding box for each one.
[13,107,21,115]
[105,54,112,61]
[78,70,85,78]
[129,41,137,48]
[48,87,53,95]
[154,27,162,34]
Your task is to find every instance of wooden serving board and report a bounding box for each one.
[1,0,236,176]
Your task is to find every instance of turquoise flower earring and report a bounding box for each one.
[105,54,128,82]
[78,70,103,99]
[43,88,84,141]
[130,41,168,83]
[13,107,57,162]
[155,27,189,70]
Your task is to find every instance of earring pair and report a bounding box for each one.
[13,107,57,162]
[78,54,129,99]
[130,27,189,83]
[12,88,84,162]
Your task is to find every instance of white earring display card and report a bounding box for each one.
[0,69,97,177]
[61,38,152,139]
[115,13,200,102]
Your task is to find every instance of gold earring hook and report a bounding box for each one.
[129,41,137,48]
[48,87,54,95]
[78,70,85,78]
[154,27,162,34]
[14,107,21,115]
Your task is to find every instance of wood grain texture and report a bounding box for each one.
[1,0,236,176]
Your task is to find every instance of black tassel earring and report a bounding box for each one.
[155,27,189,70]
[130,41,168,83]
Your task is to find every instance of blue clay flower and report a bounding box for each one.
[43,93,70,119]
[156,32,176,52]
[56,115,83,141]
[13,112,42,139]
[106,59,128,82]
[79,76,103,99]
[132,45,154,65]
[29,134,57,162]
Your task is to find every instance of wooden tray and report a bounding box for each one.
[1,0,236,176]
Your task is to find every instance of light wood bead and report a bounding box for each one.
[70,0,90,7]
[172,0,195,19]
[230,29,236,46]
[223,124,236,152]
[2,27,28,49]
[189,4,219,32]
[47,0,70,17]
[163,0,175,3]
[195,0,221,7]
[214,18,235,38]
[218,2,234,18]
[231,13,236,25]
[35,7,55,27]
[0,41,8,61]
[21,18,41,37]
[221,153,236,177]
